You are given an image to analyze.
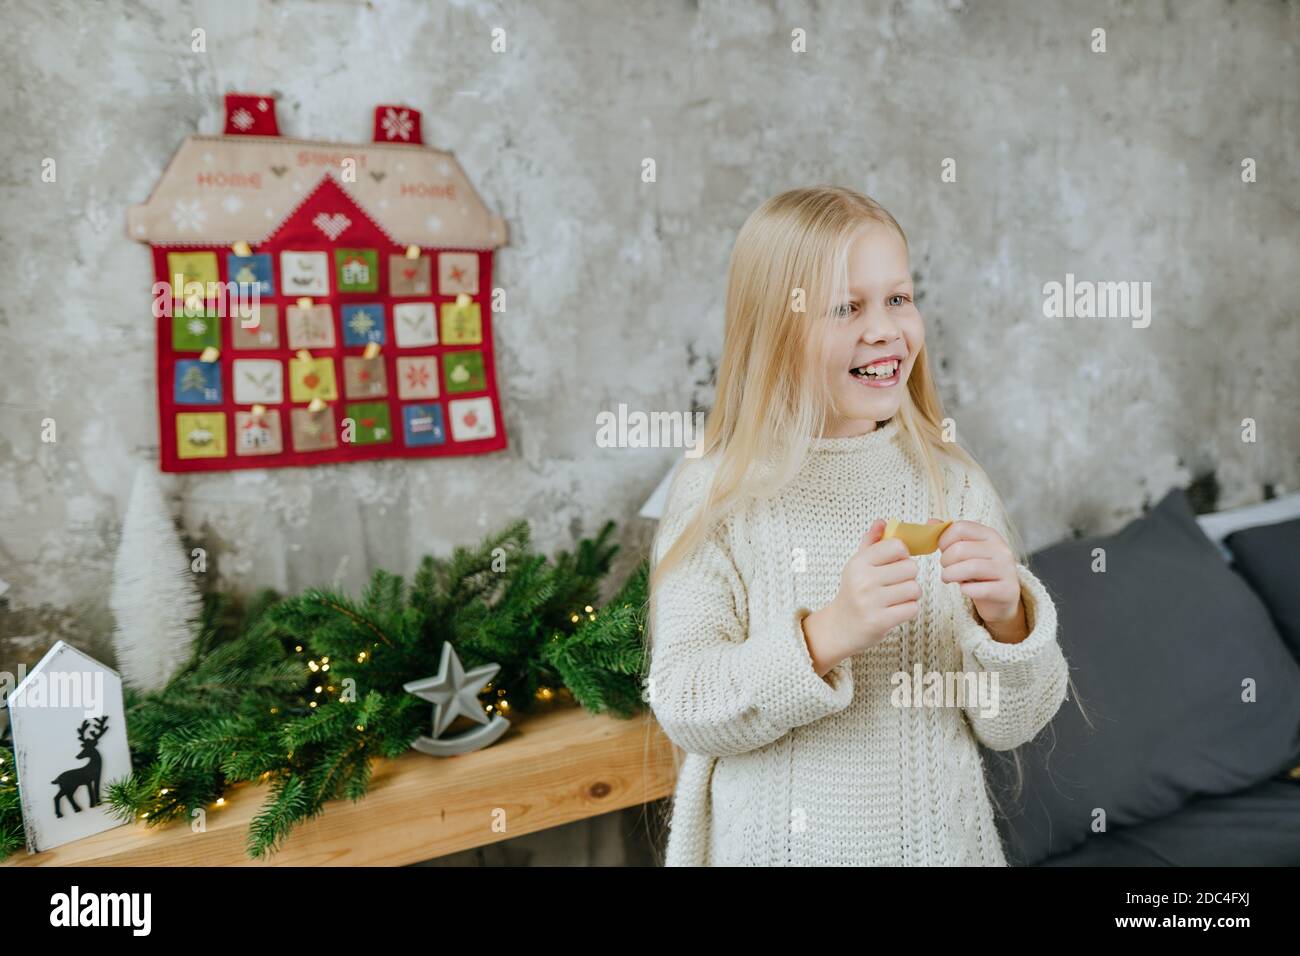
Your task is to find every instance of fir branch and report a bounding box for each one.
[0,518,652,864]
[247,773,313,859]
[0,745,24,857]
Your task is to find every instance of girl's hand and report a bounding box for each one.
[936,520,1027,642]
[804,519,921,666]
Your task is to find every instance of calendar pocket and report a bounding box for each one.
[232,359,284,405]
[173,360,222,405]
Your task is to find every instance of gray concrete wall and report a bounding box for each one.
[2,1,1296,687]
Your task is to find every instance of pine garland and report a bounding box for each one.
[0,519,650,862]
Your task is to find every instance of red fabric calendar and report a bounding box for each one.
[128,94,509,472]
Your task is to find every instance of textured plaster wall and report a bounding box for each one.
[1,0,1297,678]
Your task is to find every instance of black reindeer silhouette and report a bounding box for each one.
[51,716,109,818]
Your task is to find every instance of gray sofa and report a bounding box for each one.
[982,488,1300,866]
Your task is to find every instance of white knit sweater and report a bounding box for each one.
[649,418,1070,866]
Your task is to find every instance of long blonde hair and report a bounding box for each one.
[640,185,1089,863]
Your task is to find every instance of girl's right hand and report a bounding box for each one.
[802,519,921,670]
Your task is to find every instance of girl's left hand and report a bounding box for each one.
[935,520,1027,640]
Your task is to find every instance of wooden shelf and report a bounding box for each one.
[4,703,678,867]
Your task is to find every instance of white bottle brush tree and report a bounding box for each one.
[109,464,202,693]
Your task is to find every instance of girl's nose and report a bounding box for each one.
[859,310,902,344]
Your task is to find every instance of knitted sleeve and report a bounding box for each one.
[647,459,855,758]
[950,466,1070,751]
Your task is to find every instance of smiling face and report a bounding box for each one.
[819,224,924,437]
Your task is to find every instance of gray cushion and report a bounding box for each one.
[984,488,1300,865]
[1039,776,1300,866]
[1226,517,1300,663]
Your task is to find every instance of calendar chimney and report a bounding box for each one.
[223,93,280,136]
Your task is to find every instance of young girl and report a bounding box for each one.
[646,185,1075,866]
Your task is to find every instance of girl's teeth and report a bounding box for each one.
[860,361,896,377]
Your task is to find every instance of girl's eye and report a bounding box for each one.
[833,302,857,318]
[888,293,911,307]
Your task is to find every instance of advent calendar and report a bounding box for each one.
[127,94,508,472]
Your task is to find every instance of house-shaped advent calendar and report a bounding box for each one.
[128,94,508,472]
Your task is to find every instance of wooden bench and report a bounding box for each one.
[4,703,677,866]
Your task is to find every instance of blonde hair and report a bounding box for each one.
[639,185,1091,863]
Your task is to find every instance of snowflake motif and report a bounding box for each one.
[170,199,206,232]
[348,310,375,335]
[186,317,209,336]
[425,215,442,234]
[381,108,414,141]
[231,108,255,131]
[222,194,244,214]
[404,364,431,389]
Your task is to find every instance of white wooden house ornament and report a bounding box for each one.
[5,642,132,853]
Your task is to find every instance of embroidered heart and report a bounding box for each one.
[402,268,416,280]
[369,171,386,182]
[361,417,376,428]
[270,165,288,177]
[312,212,351,240]
[303,372,320,389]
[463,411,478,428]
